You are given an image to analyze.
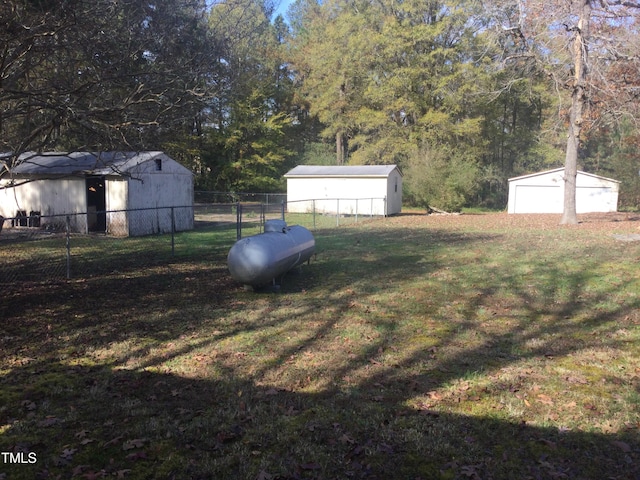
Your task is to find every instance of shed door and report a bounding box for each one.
[86,176,106,232]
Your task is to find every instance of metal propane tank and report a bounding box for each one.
[227,220,315,289]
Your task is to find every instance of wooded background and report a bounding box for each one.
[2,0,640,212]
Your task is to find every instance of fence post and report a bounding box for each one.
[336,199,340,227]
[280,200,285,222]
[171,207,175,256]
[66,215,71,280]
[371,198,374,218]
[355,198,359,223]
[313,199,316,230]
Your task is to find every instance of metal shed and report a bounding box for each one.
[284,165,403,216]
[0,151,194,235]
[507,168,620,214]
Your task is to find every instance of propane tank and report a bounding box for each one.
[227,221,315,289]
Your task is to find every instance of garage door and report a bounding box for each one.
[576,187,613,213]
[514,185,562,213]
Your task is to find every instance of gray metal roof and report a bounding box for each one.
[284,165,400,178]
[11,151,166,176]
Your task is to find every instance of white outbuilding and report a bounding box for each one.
[0,151,194,236]
[507,168,620,214]
[284,165,402,216]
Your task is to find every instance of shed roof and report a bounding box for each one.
[508,167,620,184]
[285,165,401,178]
[10,151,184,176]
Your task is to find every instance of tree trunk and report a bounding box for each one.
[336,131,346,165]
[562,118,579,224]
[560,0,591,225]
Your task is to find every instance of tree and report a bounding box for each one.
[583,120,640,209]
[0,0,213,178]
[199,0,299,192]
[288,0,369,165]
[289,0,501,209]
[404,143,481,211]
[477,59,565,208]
[496,0,640,224]
[291,2,468,156]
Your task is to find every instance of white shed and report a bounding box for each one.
[0,151,194,236]
[284,165,402,216]
[507,168,620,214]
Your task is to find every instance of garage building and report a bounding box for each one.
[507,168,620,214]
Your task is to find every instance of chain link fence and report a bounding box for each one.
[284,197,387,229]
[194,191,286,206]
[0,206,196,283]
[1,196,387,283]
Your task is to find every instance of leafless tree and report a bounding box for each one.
[493,0,640,223]
[0,0,215,179]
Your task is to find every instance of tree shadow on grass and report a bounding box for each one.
[0,223,239,283]
[1,224,639,479]
[1,361,638,479]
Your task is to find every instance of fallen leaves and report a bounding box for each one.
[125,451,148,461]
[611,440,632,453]
[584,403,603,415]
[256,470,273,480]
[339,433,355,445]
[427,390,443,401]
[2,213,640,480]
[71,465,108,479]
[537,393,554,406]
[38,416,60,427]
[459,463,483,479]
[103,436,123,448]
[122,438,146,450]
[74,430,96,445]
[60,447,77,461]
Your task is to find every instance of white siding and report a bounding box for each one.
[510,185,563,213]
[386,170,403,215]
[507,169,619,214]
[0,152,194,236]
[106,178,128,211]
[575,186,618,213]
[0,178,85,217]
[287,177,390,215]
[285,166,402,216]
[126,156,194,235]
[0,178,88,231]
[105,178,129,235]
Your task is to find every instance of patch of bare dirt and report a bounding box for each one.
[392,211,640,234]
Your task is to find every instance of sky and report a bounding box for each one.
[206,0,295,20]
[272,0,295,20]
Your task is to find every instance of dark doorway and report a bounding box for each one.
[86,177,107,232]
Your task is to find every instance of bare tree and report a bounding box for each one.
[494,0,640,223]
[561,0,592,225]
[0,0,214,179]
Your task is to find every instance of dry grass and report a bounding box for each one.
[1,212,639,479]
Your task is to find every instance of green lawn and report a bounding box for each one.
[1,213,639,479]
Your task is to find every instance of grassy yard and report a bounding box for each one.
[1,213,639,479]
